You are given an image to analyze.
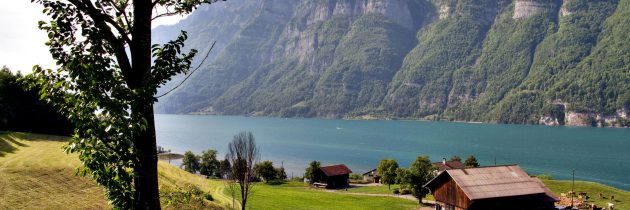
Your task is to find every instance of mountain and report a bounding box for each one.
[153,0,630,127]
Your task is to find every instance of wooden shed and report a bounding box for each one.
[424,165,558,210]
[313,164,352,189]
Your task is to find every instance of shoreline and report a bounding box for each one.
[157,113,628,129]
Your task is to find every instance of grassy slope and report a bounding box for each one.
[0,132,419,210]
[0,132,110,210]
[542,180,629,209]
[0,132,225,210]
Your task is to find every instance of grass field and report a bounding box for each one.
[542,179,629,209]
[219,181,421,210]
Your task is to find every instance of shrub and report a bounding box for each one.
[400,189,411,195]
[393,189,400,194]
[349,173,363,180]
[537,174,553,180]
[267,179,286,185]
[204,193,214,201]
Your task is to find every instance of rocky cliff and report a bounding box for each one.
[154,0,630,127]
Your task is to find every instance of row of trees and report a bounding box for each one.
[181,149,231,179]
[376,155,480,204]
[0,67,73,135]
[179,132,263,210]
[376,156,434,203]
[253,160,287,183]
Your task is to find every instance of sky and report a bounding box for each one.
[0,1,186,74]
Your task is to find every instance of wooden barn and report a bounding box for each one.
[432,158,465,172]
[424,165,558,210]
[313,164,352,189]
[362,168,380,183]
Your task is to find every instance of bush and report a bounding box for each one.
[349,173,363,180]
[400,189,410,195]
[537,174,553,180]
[393,189,400,194]
[267,179,286,185]
[204,193,214,201]
[161,185,214,209]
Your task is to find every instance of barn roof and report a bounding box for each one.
[432,160,465,171]
[424,165,559,201]
[319,164,352,177]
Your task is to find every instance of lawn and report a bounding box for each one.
[542,179,629,209]
[346,184,401,194]
[219,181,421,210]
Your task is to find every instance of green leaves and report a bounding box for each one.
[28,0,212,208]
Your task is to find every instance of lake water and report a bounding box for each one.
[155,114,630,190]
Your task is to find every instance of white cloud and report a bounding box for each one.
[0,2,186,74]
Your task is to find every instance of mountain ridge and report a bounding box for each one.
[154,0,630,127]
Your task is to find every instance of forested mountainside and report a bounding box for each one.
[154,0,630,127]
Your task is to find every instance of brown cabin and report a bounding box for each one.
[313,164,352,189]
[432,158,465,172]
[424,165,559,210]
[362,168,381,183]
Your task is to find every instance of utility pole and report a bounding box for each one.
[571,169,575,209]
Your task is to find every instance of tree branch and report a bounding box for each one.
[67,0,133,78]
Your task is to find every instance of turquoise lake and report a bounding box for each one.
[155,114,630,190]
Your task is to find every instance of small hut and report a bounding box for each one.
[313,164,352,189]
[362,168,381,183]
[424,165,558,210]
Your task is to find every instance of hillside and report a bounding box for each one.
[153,0,630,127]
[0,132,223,210]
[0,132,419,210]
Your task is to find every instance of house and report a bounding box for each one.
[424,165,559,210]
[362,168,381,183]
[432,158,465,171]
[313,164,352,189]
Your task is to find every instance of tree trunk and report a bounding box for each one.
[131,0,161,209]
[133,106,161,209]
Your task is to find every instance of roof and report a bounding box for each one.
[424,165,559,201]
[432,160,465,171]
[318,164,352,177]
[362,168,377,176]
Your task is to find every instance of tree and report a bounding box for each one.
[275,167,287,180]
[182,151,200,173]
[0,67,72,135]
[377,159,399,190]
[25,0,224,208]
[218,158,231,179]
[304,160,321,184]
[450,155,462,162]
[464,155,480,168]
[407,155,434,204]
[199,149,220,177]
[254,160,276,183]
[226,132,259,210]
[395,168,411,189]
